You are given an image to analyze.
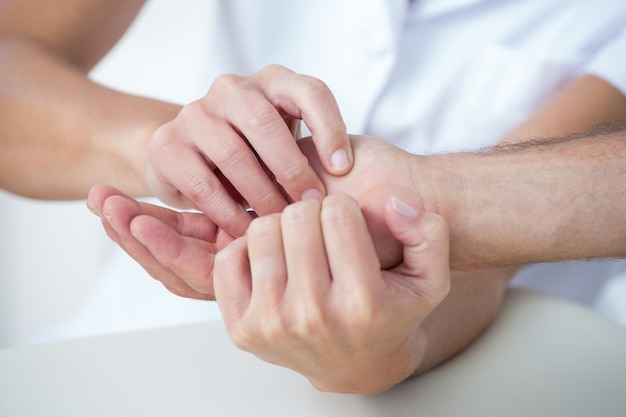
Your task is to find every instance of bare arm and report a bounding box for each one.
[0,0,180,198]
[411,74,626,375]
[1,5,353,238]
[432,124,626,270]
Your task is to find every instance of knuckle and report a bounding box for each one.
[298,75,332,98]
[255,312,289,346]
[173,99,215,130]
[321,194,359,225]
[149,123,178,153]
[281,199,320,227]
[238,102,277,135]
[277,154,311,185]
[250,187,283,214]
[213,140,249,167]
[259,63,293,79]
[344,291,376,328]
[184,173,219,207]
[210,73,242,95]
[292,303,325,336]
[297,77,342,114]
[265,63,289,73]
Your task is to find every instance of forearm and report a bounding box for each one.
[426,126,626,269]
[0,38,181,199]
[411,267,514,375]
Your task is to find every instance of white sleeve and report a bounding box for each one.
[583,26,626,96]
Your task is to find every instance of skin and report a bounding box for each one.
[87,75,626,394]
[213,194,450,394]
[3,0,626,395]
[87,124,626,392]
[0,0,353,237]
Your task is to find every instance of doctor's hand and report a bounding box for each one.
[213,194,450,394]
[88,135,440,299]
[146,64,353,238]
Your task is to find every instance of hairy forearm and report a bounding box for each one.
[426,125,626,269]
[0,38,180,199]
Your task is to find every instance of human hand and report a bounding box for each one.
[297,135,437,269]
[88,135,433,300]
[145,64,353,237]
[213,194,450,394]
[87,185,234,299]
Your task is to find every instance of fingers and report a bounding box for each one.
[129,214,218,295]
[384,196,451,307]
[214,237,251,327]
[88,184,220,242]
[147,122,258,238]
[87,185,217,300]
[280,198,331,304]
[215,213,291,350]
[146,65,351,240]
[246,214,288,313]
[319,194,381,289]
[214,72,327,201]
[252,65,353,175]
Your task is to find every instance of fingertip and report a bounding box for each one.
[330,148,351,173]
[128,214,150,246]
[86,184,119,214]
[390,196,418,219]
[86,199,99,217]
[385,196,449,250]
[301,188,324,201]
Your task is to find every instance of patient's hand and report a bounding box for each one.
[87,135,432,299]
[298,135,432,269]
[87,185,235,299]
[213,194,450,394]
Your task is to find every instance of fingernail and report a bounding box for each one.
[86,201,99,216]
[391,196,418,219]
[103,212,119,233]
[130,223,146,245]
[301,188,324,201]
[331,149,349,172]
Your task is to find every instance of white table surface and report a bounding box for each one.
[1,289,625,417]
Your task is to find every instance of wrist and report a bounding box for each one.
[308,333,428,395]
[113,101,181,197]
[407,152,471,269]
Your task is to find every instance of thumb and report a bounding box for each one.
[384,196,451,305]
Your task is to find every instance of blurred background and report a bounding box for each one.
[0,0,213,348]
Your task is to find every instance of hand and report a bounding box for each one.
[89,135,432,300]
[87,185,234,299]
[146,64,353,237]
[213,194,450,394]
[297,134,435,269]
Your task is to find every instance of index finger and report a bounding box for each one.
[257,65,353,176]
